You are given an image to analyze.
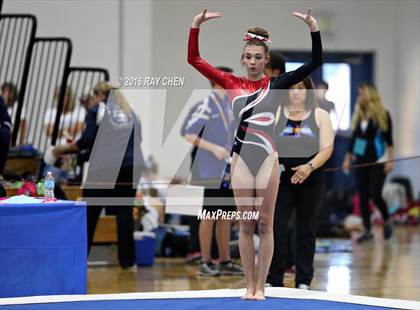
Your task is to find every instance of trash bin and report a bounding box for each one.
[134,231,156,266]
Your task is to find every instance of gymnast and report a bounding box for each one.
[188,8,322,300]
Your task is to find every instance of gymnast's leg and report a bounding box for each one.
[254,152,279,300]
[231,153,256,300]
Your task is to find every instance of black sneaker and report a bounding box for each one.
[197,261,220,277]
[265,279,284,287]
[357,231,374,243]
[384,221,393,240]
[219,260,244,275]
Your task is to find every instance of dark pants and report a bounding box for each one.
[355,164,389,231]
[187,216,200,253]
[286,211,297,269]
[83,165,139,267]
[0,128,10,175]
[268,180,325,287]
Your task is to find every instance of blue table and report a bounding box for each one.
[0,200,87,298]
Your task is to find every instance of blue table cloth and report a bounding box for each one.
[0,200,87,298]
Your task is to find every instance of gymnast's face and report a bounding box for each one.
[289,82,307,106]
[242,45,268,79]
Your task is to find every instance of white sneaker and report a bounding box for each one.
[298,284,309,290]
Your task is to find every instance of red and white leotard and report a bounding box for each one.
[188,27,322,175]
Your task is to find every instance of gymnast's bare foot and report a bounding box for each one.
[253,290,266,301]
[241,288,255,300]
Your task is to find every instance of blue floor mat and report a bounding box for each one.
[0,297,392,310]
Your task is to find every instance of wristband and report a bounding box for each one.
[307,162,315,171]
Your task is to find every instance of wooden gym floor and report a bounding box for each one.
[87,225,419,302]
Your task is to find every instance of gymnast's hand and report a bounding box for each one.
[292,8,319,32]
[191,9,222,28]
[291,164,312,184]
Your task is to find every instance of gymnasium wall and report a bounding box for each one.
[3,0,419,192]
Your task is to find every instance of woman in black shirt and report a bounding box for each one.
[342,82,394,243]
[267,76,334,289]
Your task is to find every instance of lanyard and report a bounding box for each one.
[209,92,232,145]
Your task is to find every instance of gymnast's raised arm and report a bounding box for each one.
[273,9,323,87]
[188,9,237,89]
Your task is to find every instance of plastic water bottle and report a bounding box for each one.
[44,171,55,202]
[221,158,231,190]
